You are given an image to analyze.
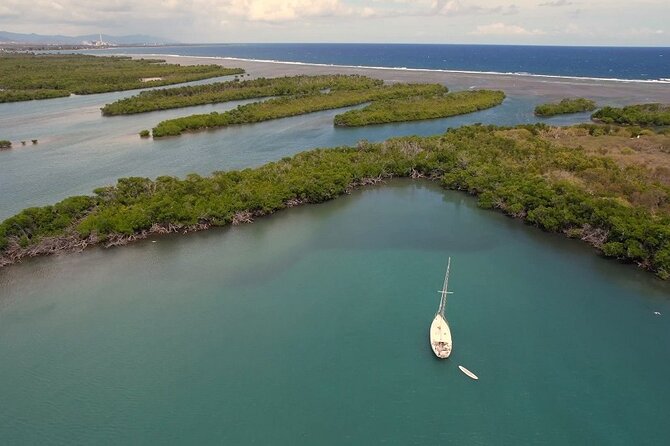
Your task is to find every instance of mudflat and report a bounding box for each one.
[130,54,670,104]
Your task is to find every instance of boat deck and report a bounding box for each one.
[430,313,452,358]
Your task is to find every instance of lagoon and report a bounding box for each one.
[2,58,670,444]
[0,85,586,220]
[1,181,669,444]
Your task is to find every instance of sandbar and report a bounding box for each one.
[126,54,670,104]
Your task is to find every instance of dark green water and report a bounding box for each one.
[1,181,669,444]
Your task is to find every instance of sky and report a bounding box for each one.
[1,0,668,46]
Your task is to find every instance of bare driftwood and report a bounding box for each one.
[579,224,609,249]
[231,211,253,225]
[285,198,308,208]
[345,175,386,193]
[410,168,425,179]
[0,233,95,267]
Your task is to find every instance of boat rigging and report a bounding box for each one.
[430,257,453,358]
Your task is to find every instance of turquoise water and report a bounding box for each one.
[1,181,669,444]
[0,87,585,220]
[1,70,670,444]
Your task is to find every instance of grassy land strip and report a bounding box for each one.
[592,103,670,126]
[0,54,243,102]
[2,124,670,278]
[101,75,384,115]
[333,90,505,126]
[534,98,597,117]
[151,83,448,137]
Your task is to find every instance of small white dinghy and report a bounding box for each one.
[430,258,454,359]
[458,365,479,380]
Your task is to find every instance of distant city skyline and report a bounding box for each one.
[1,0,668,46]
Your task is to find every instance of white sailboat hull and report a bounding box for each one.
[429,313,452,358]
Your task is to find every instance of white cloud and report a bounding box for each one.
[538,0,572,6]
[627,27,664,36]
[471,22,545,35]
[0,0,364,26]
[227,0,354,22]
[433,0,465,14]
[431,0,518,16]
[0,0,667,45]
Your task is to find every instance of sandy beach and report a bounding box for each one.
[129,54,670,104]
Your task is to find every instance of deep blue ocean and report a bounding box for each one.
[89,43,670,81]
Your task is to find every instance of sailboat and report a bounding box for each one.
[430,257,453,358]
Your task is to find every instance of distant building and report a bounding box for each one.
[94,33,106,47]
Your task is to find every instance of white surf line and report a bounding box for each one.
[110,52,670,86]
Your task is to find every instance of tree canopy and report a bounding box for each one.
[0,53,242,102]
[592,104,670,126]
[3,124,670,279]
[534,98,597,117]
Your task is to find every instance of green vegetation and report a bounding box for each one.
[0,140,11,149]
[534,98,597,117]
[101,75,384,115]
[334,90,505,126]
[151,83,448,137]
[0,89,71,102]
[3,124,670,279]
[592,103,670,126]
[111,74,507,137]
[1,195,96,251]
[139,130,151,138]
[0,54,243,102]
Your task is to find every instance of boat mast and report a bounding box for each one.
[437,257,453,316]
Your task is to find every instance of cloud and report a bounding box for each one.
[627,27,665,36]
[471,22,545,35]
[538,0,572,6]
[227,0,355,22]
[0,0,667,45]
[432,0,465,14]
[0,4,19,17]
[0,0,369,27]
[432,0,518,16]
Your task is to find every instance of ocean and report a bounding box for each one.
[87,43,670,82]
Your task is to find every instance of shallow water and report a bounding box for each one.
[1,181,669,445]
[0,88,584,219]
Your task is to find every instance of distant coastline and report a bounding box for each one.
[106,52,670,85]
[183,54,670,85]
[77,43,670,83]
[111,53,670,103]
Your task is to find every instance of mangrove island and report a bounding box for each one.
[2,123,669,280]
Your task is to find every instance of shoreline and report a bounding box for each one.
[130,52,670,85]
[120,53,670,103]
[2,123,669,279]
[0,174,658,279]
[0,178,378,270]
